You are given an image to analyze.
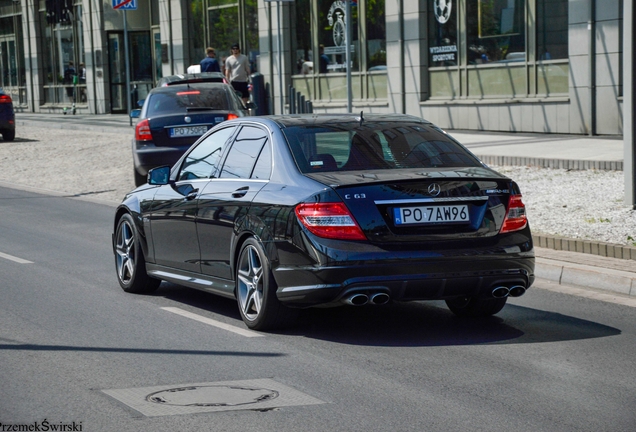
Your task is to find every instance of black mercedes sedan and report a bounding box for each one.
[113,114,534,330]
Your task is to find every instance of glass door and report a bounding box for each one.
[108,31,153,113]
[108,32,126,112]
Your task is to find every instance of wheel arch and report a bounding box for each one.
[230,216,279,293]
[113,203,152,262]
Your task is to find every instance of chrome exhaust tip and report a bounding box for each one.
[343,293,369,306]
[492,286,510,298]
[508,285,526,297]
[370,293,390,305]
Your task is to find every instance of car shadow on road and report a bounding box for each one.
[155,284,620,347]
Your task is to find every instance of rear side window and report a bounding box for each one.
[282,123,481,173]
[220,126,269,179]
[146,87,230,116]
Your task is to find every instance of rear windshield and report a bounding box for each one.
[282,123,482,173]
[146,87,231,116]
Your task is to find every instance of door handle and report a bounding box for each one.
[232,186,249,198]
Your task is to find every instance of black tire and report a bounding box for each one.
[134,168,146,187]
[2,130,15,142]
[114,213,161,294]
[445,296,508,317]
[236,237,297,330]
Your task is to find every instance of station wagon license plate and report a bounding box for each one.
[169,125,208,137]
[394,205,469,225]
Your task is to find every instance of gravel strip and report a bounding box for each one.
[1,126,634,246]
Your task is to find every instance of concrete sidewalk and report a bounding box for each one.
[10,112,636,299]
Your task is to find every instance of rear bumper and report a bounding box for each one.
[274,255,535,307]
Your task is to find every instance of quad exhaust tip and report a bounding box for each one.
[343,292,391,306]
[492,285,527,298]
[370,292,390,305]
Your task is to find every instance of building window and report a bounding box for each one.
[428,0,458,66]
[537,0,568,60]
[367,0,386,70]
[318,0,358,72]
[467,0,526,64]
[41,1,85,105]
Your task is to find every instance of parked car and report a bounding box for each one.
[131,82,251,186]
[0,89,15,142]
[113,114,535,330]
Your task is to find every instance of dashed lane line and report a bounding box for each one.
[0,251,33,264]
[161,307,263,337]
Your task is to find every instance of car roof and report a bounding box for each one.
[157,72,226,87]
[252,113,433,128]
[148,82,234,95]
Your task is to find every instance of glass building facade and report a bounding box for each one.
[0,0,626,136]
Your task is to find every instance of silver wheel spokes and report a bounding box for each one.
[237,245,264,322]
[115,220,135,284]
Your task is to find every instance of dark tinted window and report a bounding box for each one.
[220,126,268,179]
[282,122,481,173]
[146,86,230,116]
[178,126,237,180]
[251,140,271,180]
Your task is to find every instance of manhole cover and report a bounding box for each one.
[146,385,279,407]
[102,378,324,417]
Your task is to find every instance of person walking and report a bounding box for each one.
[78,62,87,102]
[200,47,220,73]
[64,61,76,101]
[225,43,250,103]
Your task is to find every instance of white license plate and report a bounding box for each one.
[169,125,208,137]
[394,205,469,225]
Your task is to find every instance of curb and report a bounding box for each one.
[476,154,623,171]
[533,233,636,261]
[535,257,636,297]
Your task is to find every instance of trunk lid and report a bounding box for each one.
[306,168,515,243]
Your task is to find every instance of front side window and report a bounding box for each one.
[179,126,237,180]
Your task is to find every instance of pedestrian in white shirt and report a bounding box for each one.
[225,43,251,103]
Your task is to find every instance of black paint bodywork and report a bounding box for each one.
[115,114,535,308]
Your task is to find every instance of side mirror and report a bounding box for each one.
[148,165,171,185]
[130,109,141,119]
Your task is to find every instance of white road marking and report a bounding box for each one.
[161,307,263,337]
[0,251,33,264]
[535,281,636,308]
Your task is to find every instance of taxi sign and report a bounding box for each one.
[113,0,137,10]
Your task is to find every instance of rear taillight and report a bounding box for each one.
[135,119,152,141]
[227,113,239,120]
[295,202,367,241]
[500,194,528,233]
[0,94,12,104]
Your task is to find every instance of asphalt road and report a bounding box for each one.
[1,186,635,432]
